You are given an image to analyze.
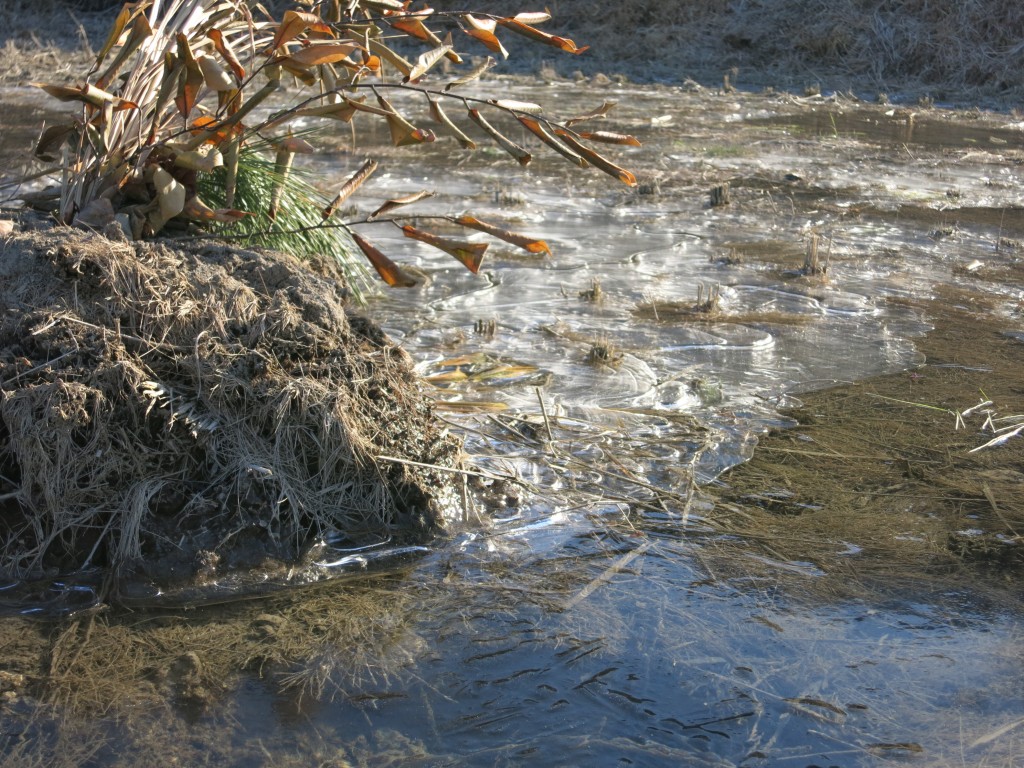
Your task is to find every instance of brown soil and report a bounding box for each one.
[708,287,1024,591]
[0,213,461,600]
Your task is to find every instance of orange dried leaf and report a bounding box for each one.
[273,10,335,51]
[497,18,589,54]
[402,225,487,273]
[391,16,433,42]
[517,115,586,167]
[555,129,637,186]
[208,28,245,81]
[453,215,551,255]
[182,196,250,223]
[323,159,378,219]
[285,41,361,68]
[462,15,508,59]
[352,232,419,287]
[174,34,204,119]
[188,115,244,144]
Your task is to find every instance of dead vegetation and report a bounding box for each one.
[0,219,460,589]
[710,291,1024,584]
[3,0,1023,103]
[438,0,1024,102]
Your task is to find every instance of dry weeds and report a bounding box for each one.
[436,0,1024,102]
[0,219,461,587]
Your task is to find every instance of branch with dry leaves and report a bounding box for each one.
[29,0,640,288]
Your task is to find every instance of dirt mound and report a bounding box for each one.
[0,217,461,595]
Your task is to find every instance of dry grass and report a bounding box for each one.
[3,1,1023,101]
[0,223,460,583]
[0,0,103,84]
[435,0,1024,100]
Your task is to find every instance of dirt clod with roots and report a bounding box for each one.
[0,217,461,597]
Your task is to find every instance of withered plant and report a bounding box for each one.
[32,0,641,295]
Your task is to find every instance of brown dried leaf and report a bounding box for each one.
[273,10,335,51]
[577,130,642,147]
[268,146,295,221]
[196,54,236,91]
[173,145,223,172]
[406,43,452,83]
[34,82,137,111]
[153,166,186,224]
[174,34,204,119]
[563,101,617,127]
[555,129,637,186]
[428,97,476,149]
[285,41,361,68]
[462,15,508,59]
[367,39,413,77]
[377,93,436,146]
[322,159,378,219]
[96,13,152,88]
[489,99,543,114]
[208,28,245,81]
[363,0,406,10]
[445,56,494,91]
[453,214,551,255]
[468,109,531,165]
[368,190,434,220]
[182,196,250,223]
[34,123,76,161]
[352,232,419,287]
[497,18,589,54]
[512,12,552,24]
[95,3,134,66]
[402,224,487,273]
[74,198,115,229]
[289,98,364,123]
[517,115,587,167]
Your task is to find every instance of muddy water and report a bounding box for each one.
[2,81,1024,765]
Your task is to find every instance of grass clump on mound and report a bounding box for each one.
[0,222,460,589]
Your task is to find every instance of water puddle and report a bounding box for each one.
[2,81,1023,765]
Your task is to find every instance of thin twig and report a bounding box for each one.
[563,540,651,611]
[535,387,555,444]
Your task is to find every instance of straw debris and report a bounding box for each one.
[0,219,461,590]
